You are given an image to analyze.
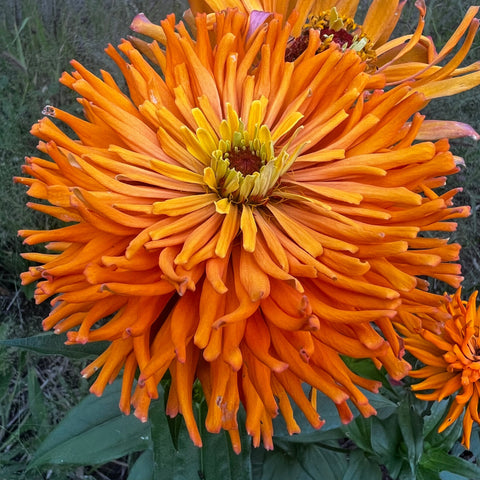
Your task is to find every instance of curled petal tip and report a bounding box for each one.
[130,12,151,32]
[247,11,272,39]
[42,105,56,117]
[316,419,326,430]
[231,443,241,454]
[129,12,166,43]
[416,120,480,141]
[414,0,426,15]
[134,411,149,423]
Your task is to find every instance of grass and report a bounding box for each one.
[0,0,480,478]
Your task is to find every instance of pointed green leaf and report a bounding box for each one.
[0,332,108,359]
[343,449,382,480]
[258,447,315,480]
[397,396,424,475]
[439,472,471,480]
[150,389,251,480]
[421,400,465,452]
[128,450,154,480]
[343,416,374,455]
[423,400,450,439]
[26,367,50,438]
[421,448,480,478]
[29,380,150,468]
[370,415,399,458]
[149,388,199,480]
[257,442,348,480]
[295,443,348,480]
[199,404,251,480]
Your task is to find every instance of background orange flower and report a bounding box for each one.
[184,0,480,94]
[398,289,480,449]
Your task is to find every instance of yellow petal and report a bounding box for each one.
[240,205,257,252]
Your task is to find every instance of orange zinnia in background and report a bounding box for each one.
[186,0,480,93]
[398,289,480,450]
[16,7,475,450]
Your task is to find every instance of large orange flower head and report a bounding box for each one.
[187,0,480,92]
[399,289,480,450]
[17,8,470,450]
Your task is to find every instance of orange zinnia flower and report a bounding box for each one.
[398,289,480,450]
[17,9,470,450]
[185,0,480,94]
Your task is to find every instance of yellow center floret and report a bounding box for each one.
[151,99,305,254]
[201,101,304,212]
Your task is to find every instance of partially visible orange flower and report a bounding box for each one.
[398,289,480,449]
[17,9,470,450]
[182,0,480,95]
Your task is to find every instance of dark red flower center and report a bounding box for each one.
[227,149,263,176]
[285,28,355,62]
[285,33,310,62]
[320,27,354,47]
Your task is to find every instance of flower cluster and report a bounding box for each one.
[397,289,480,449]
[16,0,480,451]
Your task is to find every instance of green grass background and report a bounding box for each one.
[0,0,479,478]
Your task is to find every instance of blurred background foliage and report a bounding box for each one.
[0,0,479,478]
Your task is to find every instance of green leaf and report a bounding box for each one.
[343,449,382,480]
[421,448,480,478]
[371,415,404,478]
[343,416,374,455]
[363,389,398,419]
[199,404,251,480]
[26,367,50,439]
[295,443,348,480]
[149,390,199,479]
[257,442,348,480]
[344,410,406,479]
[422,400,464,452]
[149,386,251,480]
[29,380,150,468]
[439,472,471,480]
[384,455,411,480]
[128,450,154,480]
[0,332,108,359]
[423,401,450,439]
[369,415,399,458]
[342,358,389,384]
[257,449,312,480]
[397,395,424,475]
[415,466,441,480]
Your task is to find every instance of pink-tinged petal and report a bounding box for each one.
[130,13,166,43]
[247,10,273,40]
[415,120,480,141]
